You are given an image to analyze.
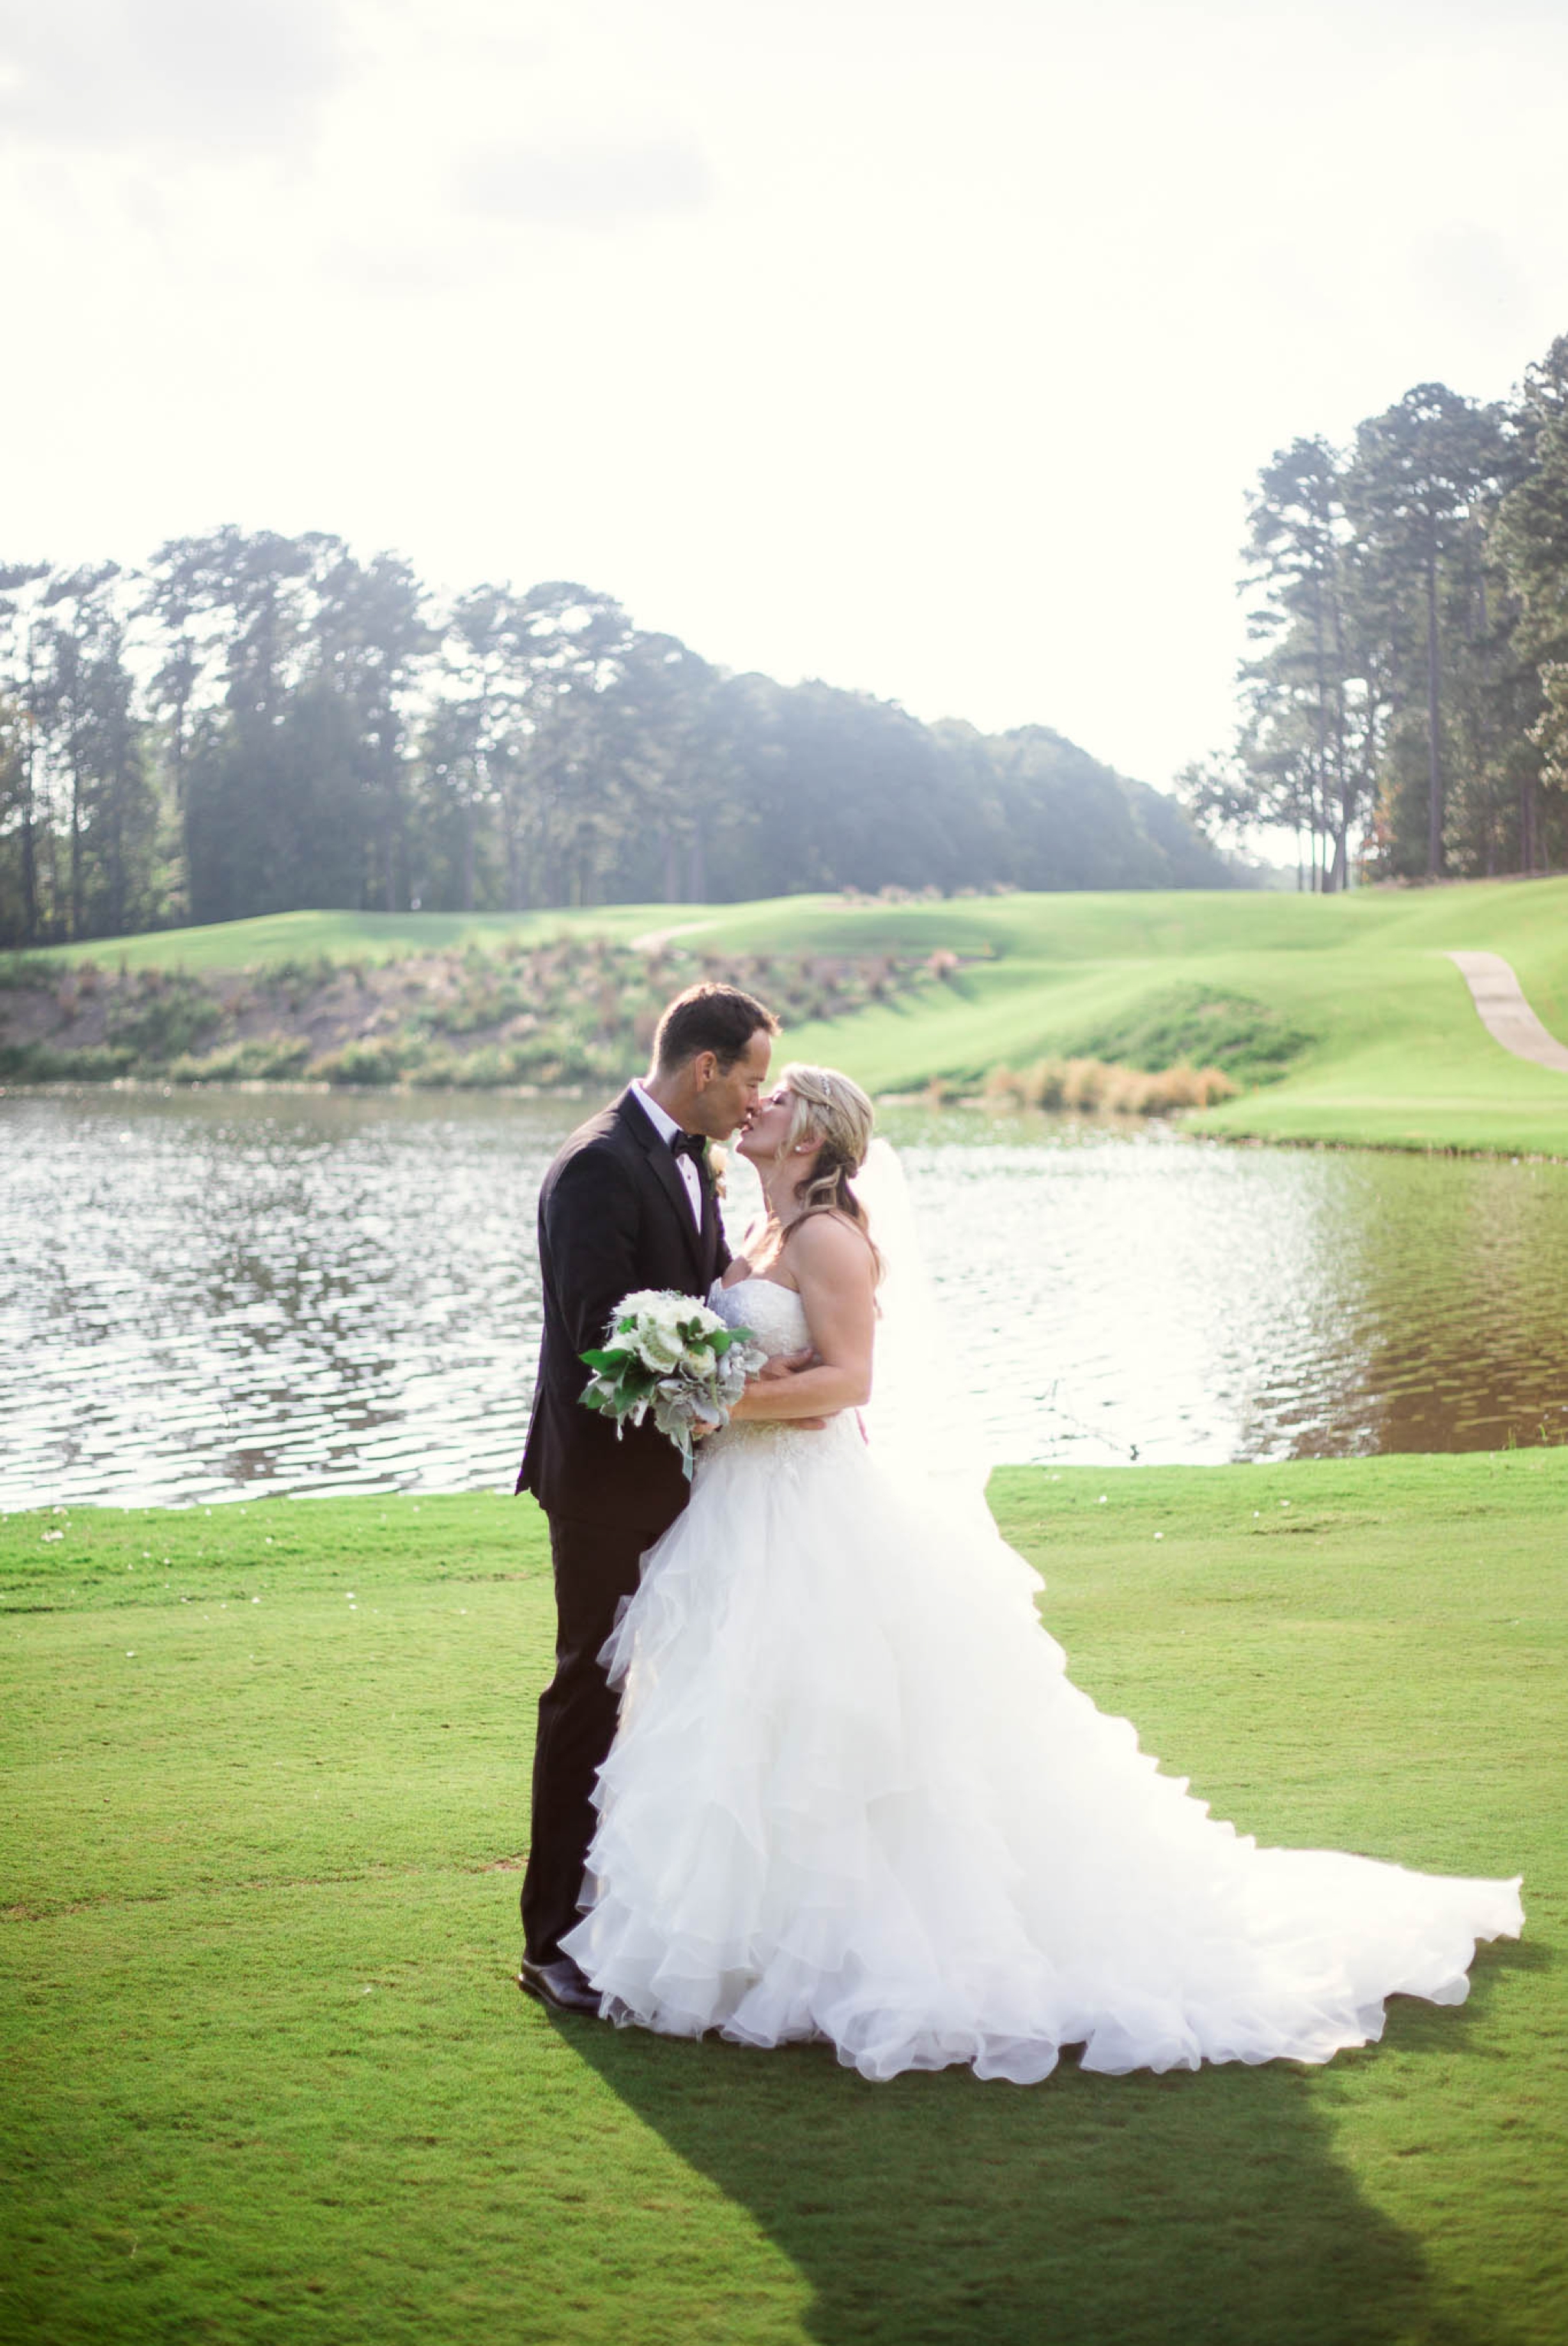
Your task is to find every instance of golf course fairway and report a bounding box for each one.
[3,1454,1562,2346]
[25,875,1568,1158]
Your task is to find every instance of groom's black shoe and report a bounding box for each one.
[517,1955,602,2016]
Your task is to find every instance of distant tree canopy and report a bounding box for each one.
[0,537,1234,947]
[1181,330,1568,888]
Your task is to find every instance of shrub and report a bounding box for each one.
[0,1041,136,1082]
[308,1039,410,1086]
[168,1035,312,1083]
[0,955,57,991]
[106,982,224,1062]
[1063,985,1313,1086]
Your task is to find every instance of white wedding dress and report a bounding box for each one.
[562,1276,1523,2084]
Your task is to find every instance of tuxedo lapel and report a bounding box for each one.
[616,1090,705,1282]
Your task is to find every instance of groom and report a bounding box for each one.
[515,980,782,2013]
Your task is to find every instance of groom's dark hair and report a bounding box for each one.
[654,982,779,1073]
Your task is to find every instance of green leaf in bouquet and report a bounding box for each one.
[580,1345,632,1372]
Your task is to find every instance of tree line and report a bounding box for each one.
[1182,331,1568,888]
[0,538,1232,947]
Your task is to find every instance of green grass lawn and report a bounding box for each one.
[21,903,670,972]
[3,1456,1563,2345]
[25,877,1568,1157]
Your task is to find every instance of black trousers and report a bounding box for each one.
[521,1511,668,1965]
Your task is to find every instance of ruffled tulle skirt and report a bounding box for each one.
[561,1417,1523,2083]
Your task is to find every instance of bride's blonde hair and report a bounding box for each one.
[778,1062,883,1282]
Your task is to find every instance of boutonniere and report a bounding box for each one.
[707,1144,728,1201]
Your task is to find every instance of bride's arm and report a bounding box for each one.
[728,1215,874,1421]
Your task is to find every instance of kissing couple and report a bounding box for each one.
[515,981,1521,2083]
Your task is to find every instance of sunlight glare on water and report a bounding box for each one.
[2,1088,1566,1507]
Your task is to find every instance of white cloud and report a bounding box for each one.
[0,0,351,152]
[2,0,1566,792]
[456,136,712,229]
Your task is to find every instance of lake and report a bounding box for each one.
[3,1086,1566,1509]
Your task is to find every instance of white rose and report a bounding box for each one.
[617,1288,671,1324]
[635,1322,684,1371]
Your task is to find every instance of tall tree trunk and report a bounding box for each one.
[686,828,706,902]
[1312,586,1331,891]
[504,794,524,912]
[1425,543,1443,876]
[1521,771,1537,873]
[69,743,84,941]
[170,672,193,913]
[18,654,39,943]
[1329,579,1352,895]
[18,800,38,942]
[107,733,128,936]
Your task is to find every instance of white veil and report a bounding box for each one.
[851,1139,998,1537]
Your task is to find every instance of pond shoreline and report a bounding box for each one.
[4,1072,1565,1162]
[5,1085,1567,1511]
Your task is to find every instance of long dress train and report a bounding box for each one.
[561,1279,1523,2084]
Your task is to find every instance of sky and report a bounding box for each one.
[2,0,1566,796]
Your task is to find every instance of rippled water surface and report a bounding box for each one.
[3,1087,1566,1506]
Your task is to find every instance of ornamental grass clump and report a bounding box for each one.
[982,1057,1239,1116]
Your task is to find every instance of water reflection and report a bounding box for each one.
[876,1110,1568,1466]
[2,1088,1566,1507]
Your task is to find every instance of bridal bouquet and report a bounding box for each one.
[580,1289,767,1476]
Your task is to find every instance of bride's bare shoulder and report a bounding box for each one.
[788,1211,876,1281]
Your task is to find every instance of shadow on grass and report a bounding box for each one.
[560,1944,1528,2346]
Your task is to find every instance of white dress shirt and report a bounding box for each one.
[629,1080,703,1229]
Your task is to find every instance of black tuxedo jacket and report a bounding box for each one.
[517,1089,732,1531]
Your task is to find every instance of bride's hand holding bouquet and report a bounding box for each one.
[580,1289,767,1476]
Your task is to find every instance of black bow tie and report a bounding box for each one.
[670,1130,708,1165]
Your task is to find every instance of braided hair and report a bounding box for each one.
[776,1063,884,1283]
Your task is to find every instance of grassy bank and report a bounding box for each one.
[0,931,933,1094]
[3,1455,1562,2345]
[746,880,1568,1157]
[15,876,1568,1156]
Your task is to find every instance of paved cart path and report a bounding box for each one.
[1446,949,1568,1074]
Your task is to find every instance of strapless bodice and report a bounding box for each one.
[710,1276,812,1361]
[701,1277,856,1469]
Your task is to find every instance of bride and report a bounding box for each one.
[561,1064,1524,2083]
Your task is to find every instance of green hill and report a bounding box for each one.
[15,878,1568,1157]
